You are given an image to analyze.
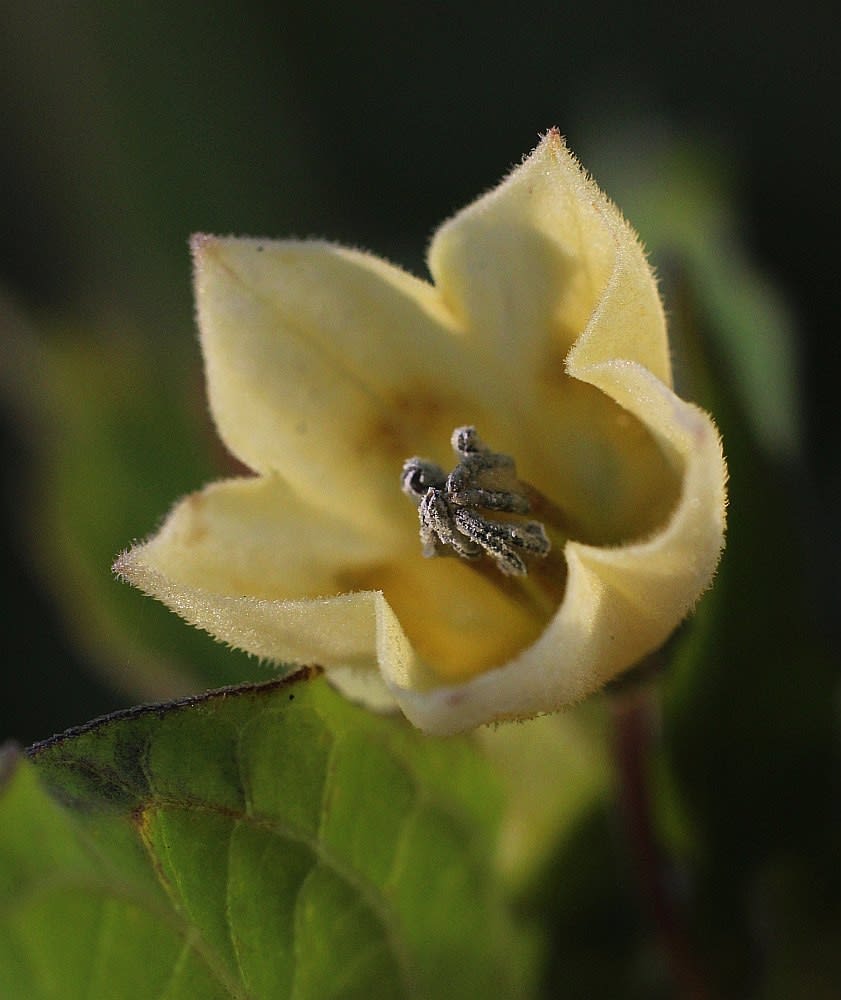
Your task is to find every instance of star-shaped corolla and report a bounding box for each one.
[116,131,726,735]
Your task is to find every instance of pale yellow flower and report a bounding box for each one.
[116,131,726,734]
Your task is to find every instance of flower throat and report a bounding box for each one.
[401,426,569,617]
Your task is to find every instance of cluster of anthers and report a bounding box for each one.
[401,426,551,577]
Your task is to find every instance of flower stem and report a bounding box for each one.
[610,679,711,1000]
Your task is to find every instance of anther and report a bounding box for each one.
[401,426,552,577]
[401,457,446,500]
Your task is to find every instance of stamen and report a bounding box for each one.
[401,426,570,614]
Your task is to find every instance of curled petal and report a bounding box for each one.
[382,373,725,734]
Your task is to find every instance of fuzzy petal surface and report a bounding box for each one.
[118,132,727,733]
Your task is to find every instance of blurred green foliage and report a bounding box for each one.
[0,3,837,996]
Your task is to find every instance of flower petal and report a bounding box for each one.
[115,475,393,697]
[427,129,672,388]
[119,474,398,596]
[192,235,484,538]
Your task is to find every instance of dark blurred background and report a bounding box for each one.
[0,3,838,995]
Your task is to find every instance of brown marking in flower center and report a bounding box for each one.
[355,381,474,465]
[181,490,211,545]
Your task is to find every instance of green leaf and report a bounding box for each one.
[1,669,535,999]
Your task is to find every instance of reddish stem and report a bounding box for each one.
[611,683,711,1000]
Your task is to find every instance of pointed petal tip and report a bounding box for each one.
[190,232,217,257]
[534,126,566,158]
[111,545,137,582]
